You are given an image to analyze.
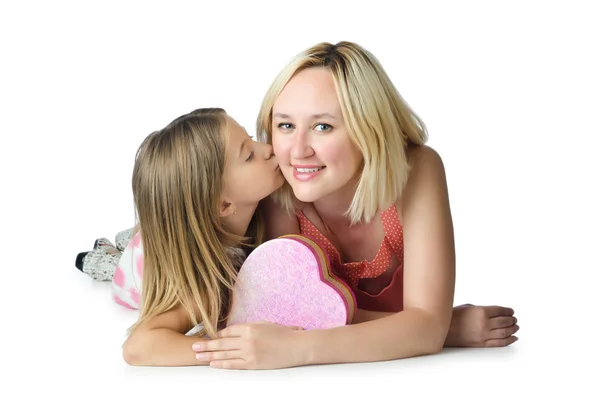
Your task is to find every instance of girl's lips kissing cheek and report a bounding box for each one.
[292,166,325,181]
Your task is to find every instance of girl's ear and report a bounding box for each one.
[219,198,236,217]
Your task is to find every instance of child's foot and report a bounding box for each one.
[93,237,120,255]
[115,228,134,252]
[75,248,121,281]
[75,252,90,272]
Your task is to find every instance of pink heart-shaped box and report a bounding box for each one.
[226,234,356,330]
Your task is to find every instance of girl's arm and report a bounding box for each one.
[122,305,208,367]
[194,145,456,369]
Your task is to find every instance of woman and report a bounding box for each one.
[191,41,519,370]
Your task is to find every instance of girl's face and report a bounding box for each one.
[271,67,363,204]
[221,115,285,206]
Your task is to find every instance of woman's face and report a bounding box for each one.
[221,115,285,206]
[271,67,363,204]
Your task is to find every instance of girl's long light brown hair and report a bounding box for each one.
[127,108,263,339]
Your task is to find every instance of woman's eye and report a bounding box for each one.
[278,123,293,130]
[315,123,332,132]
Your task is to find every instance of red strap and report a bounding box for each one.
[381,204,405,261]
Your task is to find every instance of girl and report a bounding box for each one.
[190,41,519,369]
[120,107,286,366]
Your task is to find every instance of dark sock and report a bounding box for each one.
[75,252,89,272]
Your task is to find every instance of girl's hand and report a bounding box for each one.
[191,322,308,370]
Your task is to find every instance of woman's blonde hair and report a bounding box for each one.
[257,41,428,224]
[128,108,264,339]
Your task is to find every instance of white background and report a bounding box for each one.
[2,0,599,395]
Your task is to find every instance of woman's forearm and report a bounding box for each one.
[123,328,207,367]
[352,308,394,324]
[301,308,449,365]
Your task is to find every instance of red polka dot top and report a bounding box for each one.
[296,204,405,313]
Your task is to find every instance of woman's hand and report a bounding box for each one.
[445,304,519,347]
[191,322,308,370]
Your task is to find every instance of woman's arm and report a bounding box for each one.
[122,305,208,367]
[351,309,393,324]
[193,145,456,369]
[299,145,456,364]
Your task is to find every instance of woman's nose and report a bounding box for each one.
[290,131,314,159]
